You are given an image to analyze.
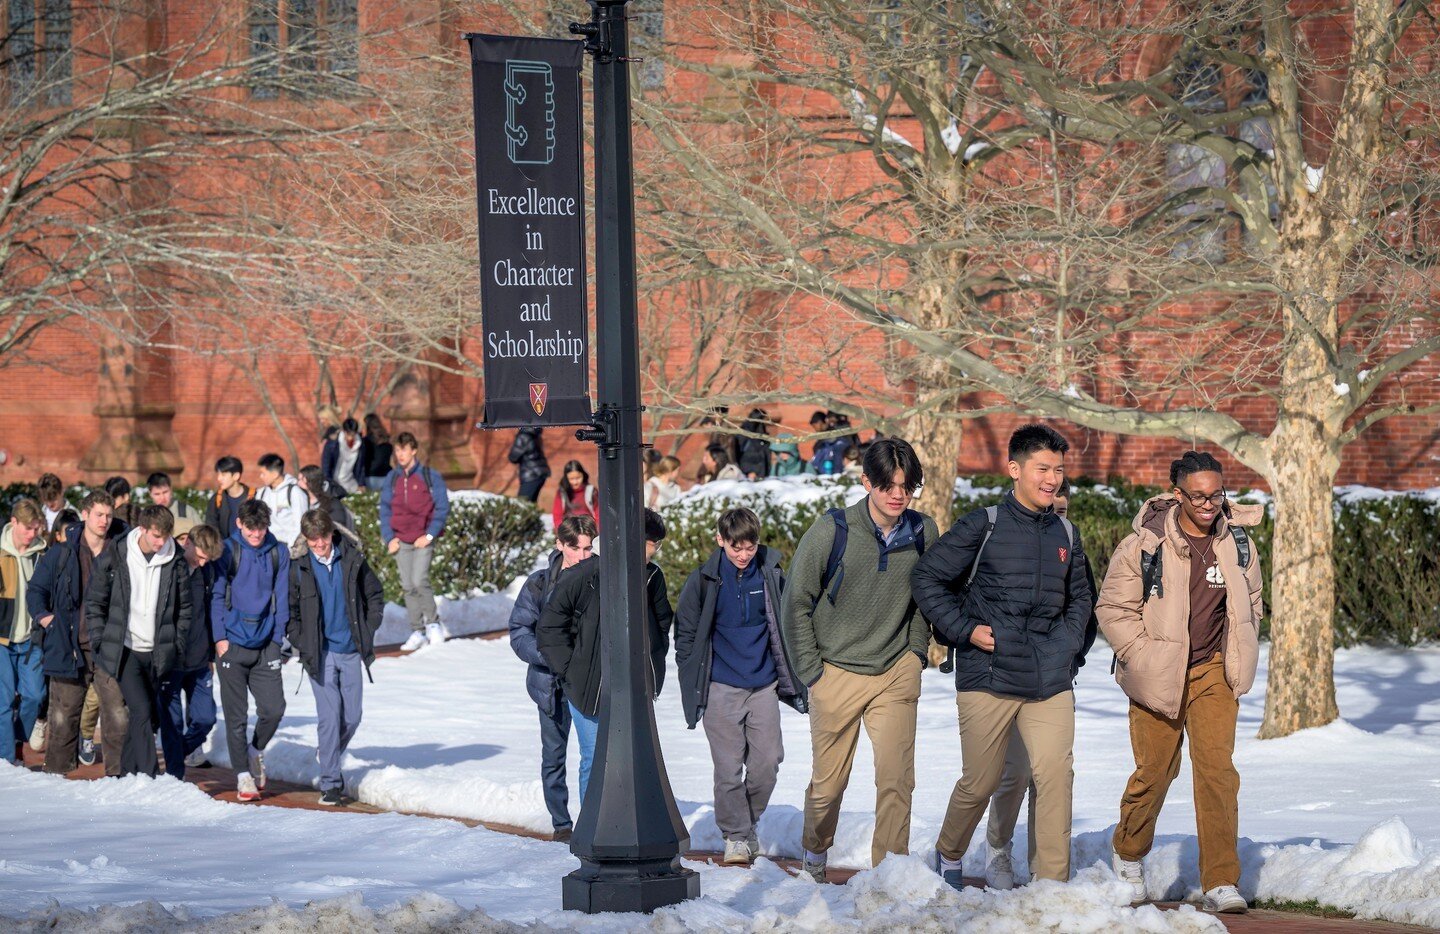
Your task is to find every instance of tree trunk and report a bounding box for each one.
[1259,393,1342,738]
[905,402,964,534]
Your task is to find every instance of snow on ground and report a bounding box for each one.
[13,627,1432,927]
[0,767,1223,932]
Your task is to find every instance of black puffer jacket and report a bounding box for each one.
[84,533,192,680]
[508,427,551,486]
[912,492,1092,700]
[674,546,806,729]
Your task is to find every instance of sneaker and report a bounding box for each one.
[184,748,210,769]
[248,744,266,791]
[551,827,573,844]
[723,838,752,866]
[801,850,826,883]
[29,719,46,753]
[400,630,428,652]
[318,788,345,807]
[986,851,1015,890]
[78,738,97,767]
[1202,885,1248,914]
[425,621,449,646]
[236,772,260,801]
[937,852,966,891]
[746,833,760,861]
[1112,853,1147,904]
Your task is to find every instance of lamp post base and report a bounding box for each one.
[561,859,700,913]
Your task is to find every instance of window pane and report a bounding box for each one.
[632,0,663,90]
[250,0,280,99]
[325,0,358,81]
[8,0,38,102]
[288,0,318,87]
[42,0,71,106]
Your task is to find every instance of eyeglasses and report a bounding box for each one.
[1177,488,1227,507]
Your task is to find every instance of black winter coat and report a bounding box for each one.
[911,492,1093,700]
[26,522,125,678]
[507,427,551,485]
[182,559,216,671]
[536,557,672,718]
[286,536,385,680]
[84,535,193,680]
[674,546,806,729]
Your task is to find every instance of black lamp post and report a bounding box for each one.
[563,0,700,914]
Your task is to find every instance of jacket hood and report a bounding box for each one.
[125,526,177,566]
[1132,493,1265,546]
[1,522,47,558]
[771,437,801,458]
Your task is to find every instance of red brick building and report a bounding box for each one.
[2,1,1436,498]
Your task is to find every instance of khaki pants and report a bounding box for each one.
[1113,654,1240,891]
[80,681,100,740]
[937,689,1075,881]
[803,652,922,866]
[986,726,1037,866]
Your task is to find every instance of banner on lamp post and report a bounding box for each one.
[468,33,591,427]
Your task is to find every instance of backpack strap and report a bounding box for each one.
[1058,515,1074,552]
[269,547,280,619]
[819,508,849,606]
[964,506,1000,588]
[1230,525,1251,568]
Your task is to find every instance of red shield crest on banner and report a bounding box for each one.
[1058,547,1069,563]
[530,382,548,416]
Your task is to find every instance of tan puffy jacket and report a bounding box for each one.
[1096,495,1264,719]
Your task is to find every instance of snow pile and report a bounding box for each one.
[374,580,523,645]
[672,474,860,508]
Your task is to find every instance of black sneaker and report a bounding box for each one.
[78,738,97,766]
[319,788,345,806]
[552,827,573,843]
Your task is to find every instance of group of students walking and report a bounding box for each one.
[508,426,1263,914]
[2,432,453,806]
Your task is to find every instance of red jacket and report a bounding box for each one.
[552,485,599,530]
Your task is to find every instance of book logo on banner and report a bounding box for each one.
[469,34,590,427]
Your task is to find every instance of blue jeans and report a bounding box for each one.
[0,640,44,763]
[568,701,599,802]
[157,666,217,780]
[310,651,364,792]
[539,690,572,831]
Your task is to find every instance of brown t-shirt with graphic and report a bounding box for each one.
[1185,532,1227,668]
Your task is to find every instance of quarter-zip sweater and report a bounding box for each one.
[711,555,775,689]
[912,491,1093,700]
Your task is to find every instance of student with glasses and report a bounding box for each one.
[1095,451,1266,915]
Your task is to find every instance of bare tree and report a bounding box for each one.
[627,0,1440,738]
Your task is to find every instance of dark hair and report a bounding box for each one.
[104,476,131,499]
[80,490,115,512]
[1007,424,1070,462]
[54,508,80,529]
[559,460,591,498]
[37,473,63,499]
[809,410,828,427]
[364,412,390,444]
[300,508,335,541]
[342,417,360,434]
[322,425,339,442]
[862,437,924,494]
[215,456,243,475]
[146,472,172,490]
[704,444,731,469]
[556,514,597,546]
[137,504,174,536]
[1056,477,1072,499]
[237,499,272,530]
[717,506,762,545]
[644,508,666,544]
[1170,450,1224,488]
[395,431,419,450]
[258,453,285,473]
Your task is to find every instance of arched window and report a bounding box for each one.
[249,0,359,99]
[1167,51,1227,261]
[4,0,71,107]
[631,0,663,90]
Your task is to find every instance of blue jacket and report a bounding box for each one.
[321,436,366,496]
[509,553,567,716]
[912,492,1093,700]
[26,521,125,678]
[210,532,289,648]
[810,438,852,475]
[378,463,450,543]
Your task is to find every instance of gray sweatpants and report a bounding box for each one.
[310,651,364,792]
[394,542,436,632]
[702,680,783,841]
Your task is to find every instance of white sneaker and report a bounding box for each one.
[722,838,752,865]
[28,719,46,753]
[746,833,760,861]
[1202,885,1247,914]
[425,621,448,645]
[248,745,266,790]
[184,747,209,769]
[1112,853,1147,904]
[400,630,428,652]
[801,850,826,883]
[236,772,260,801]
[986,851,1015,890]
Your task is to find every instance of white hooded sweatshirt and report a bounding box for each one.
[124,527,177,652]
